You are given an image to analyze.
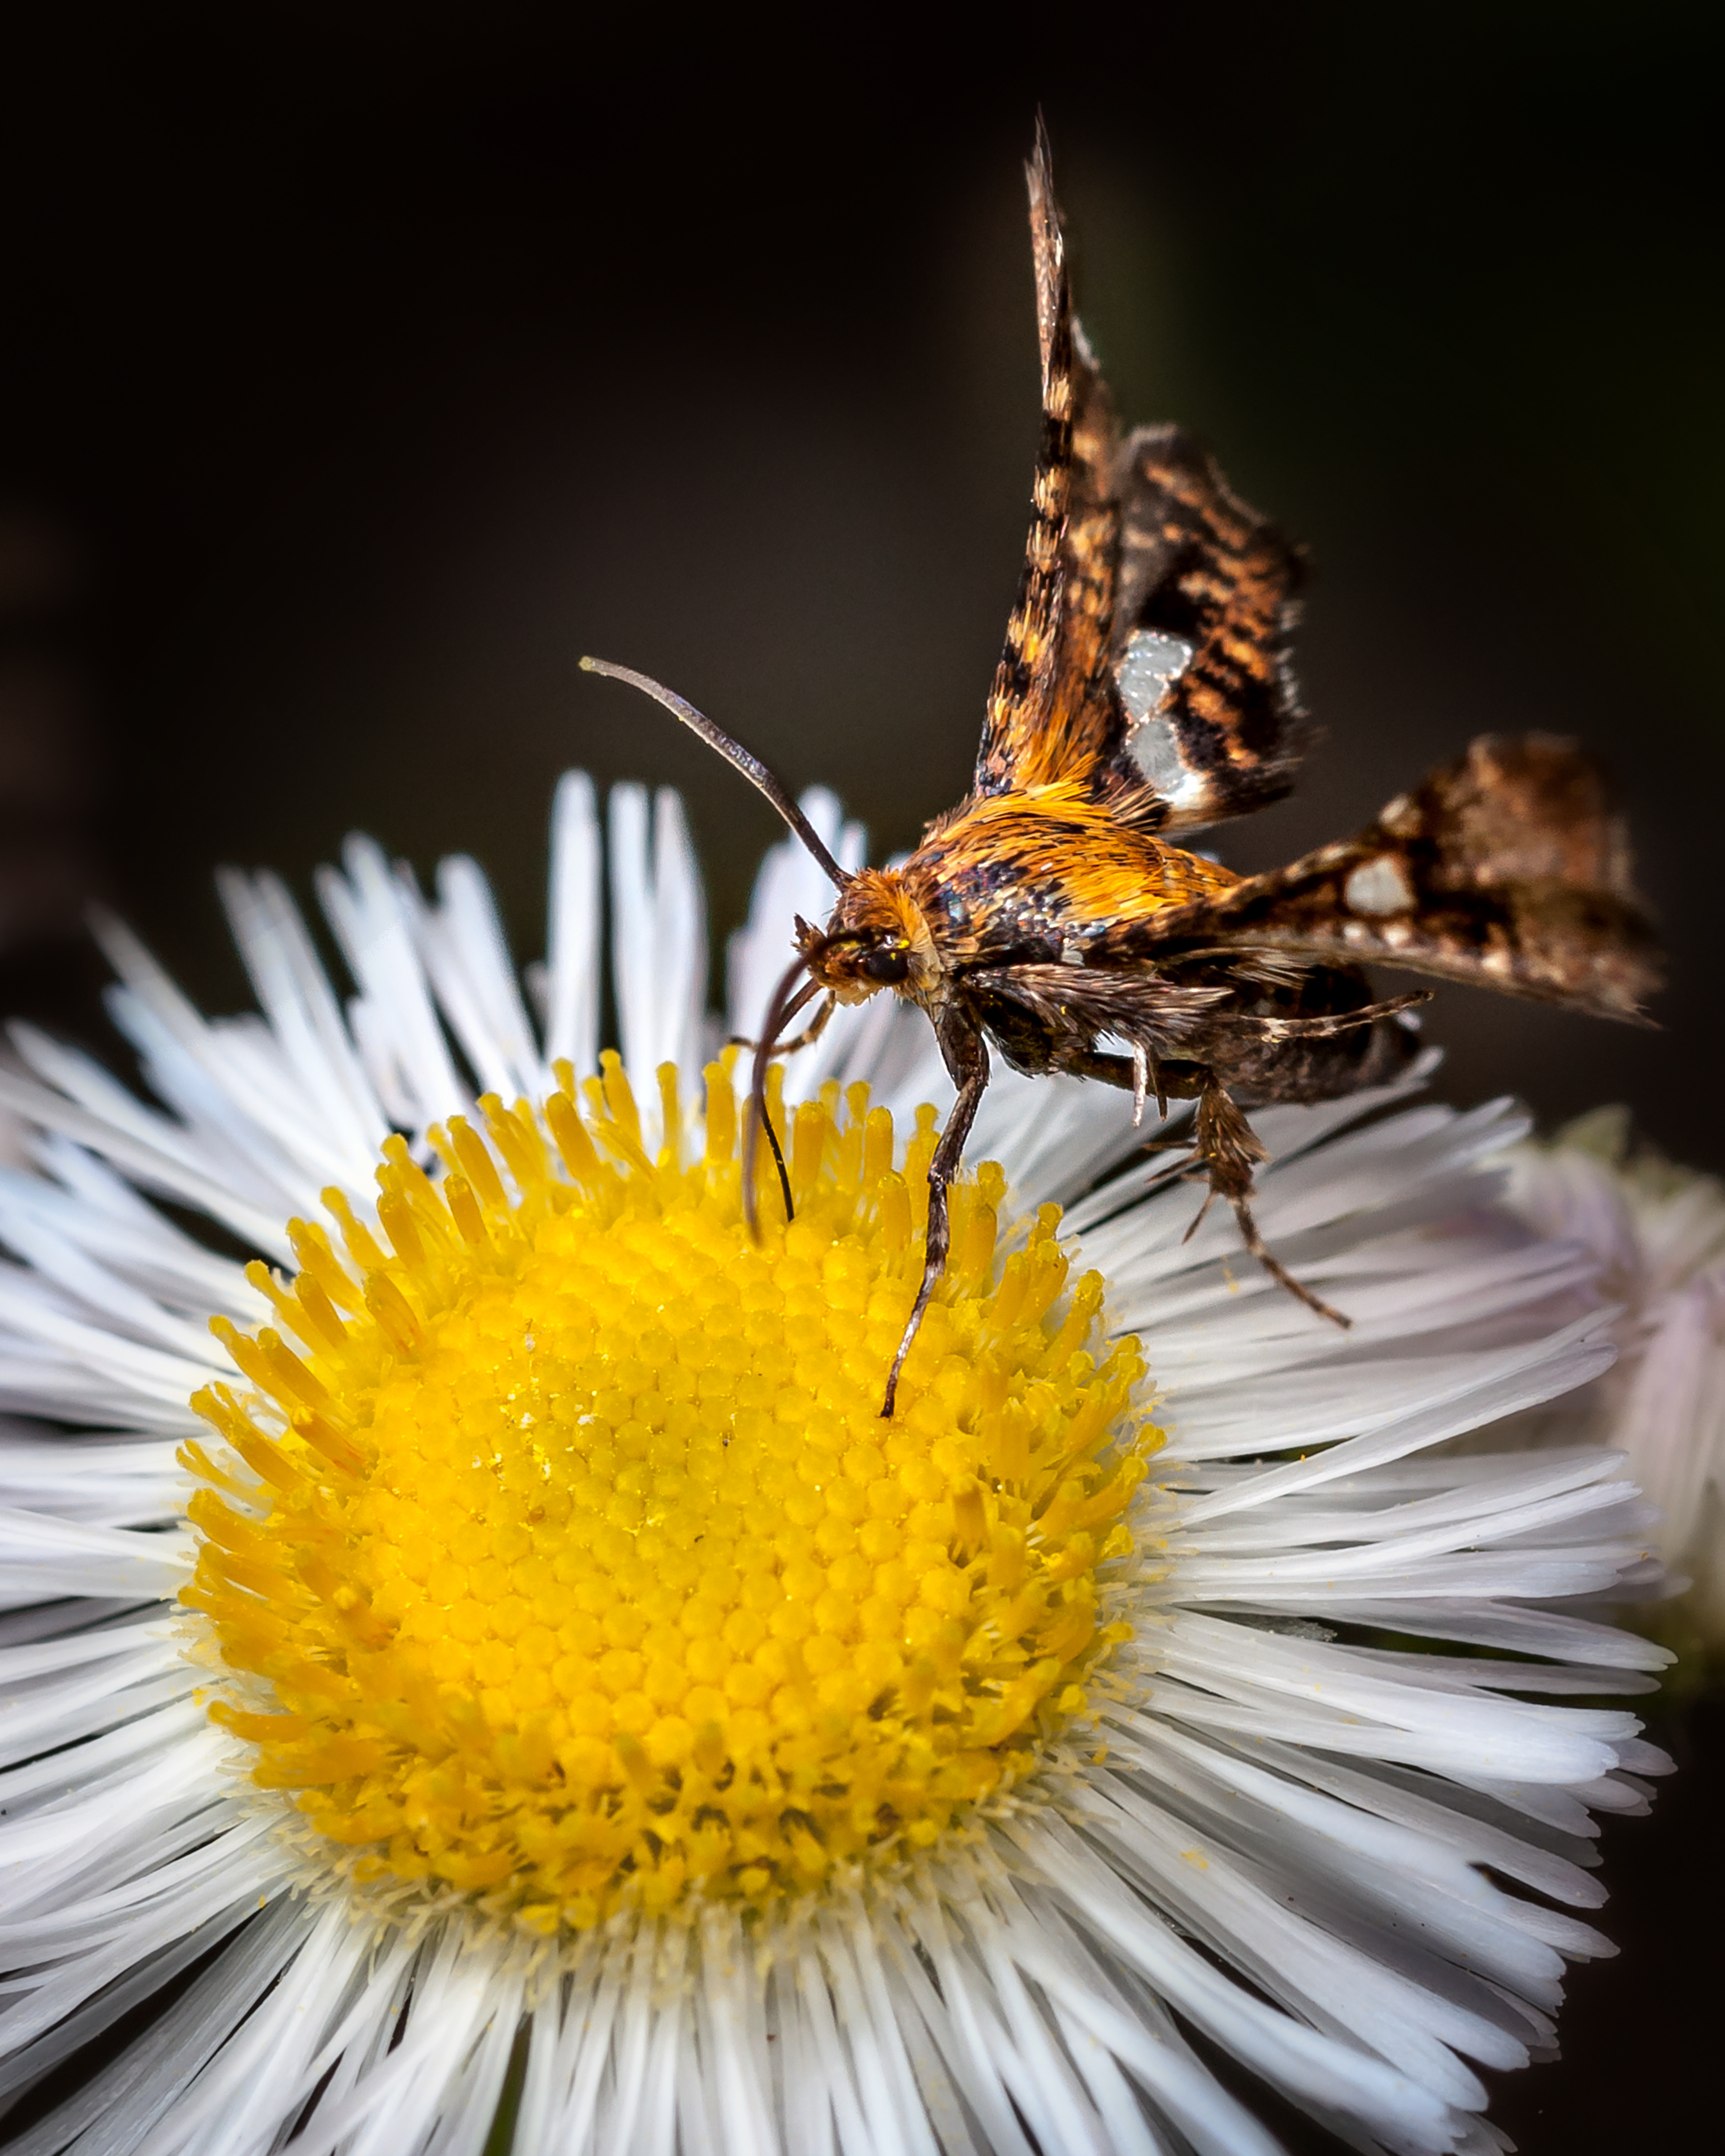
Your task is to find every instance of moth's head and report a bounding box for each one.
[800,868,936,1004]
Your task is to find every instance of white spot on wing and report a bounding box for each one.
[1128,717,1208,804]
[1116,630,1207,807]
[1117,630,1195,724]
[1343,854,1416,916]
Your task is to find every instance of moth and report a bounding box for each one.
[584,123,1660,1416]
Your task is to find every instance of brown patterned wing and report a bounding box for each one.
[1116,736,1662,1021]
[972,123,1127,800]
[1104,425,1309,830]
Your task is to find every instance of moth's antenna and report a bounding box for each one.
[742,953,819,1237]
[580,657,852,891]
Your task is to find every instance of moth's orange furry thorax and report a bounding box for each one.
[913,784,1239,933]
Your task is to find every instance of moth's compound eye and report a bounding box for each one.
[859,945,910,985]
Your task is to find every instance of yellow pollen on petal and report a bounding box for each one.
[181,1054,1156,1926]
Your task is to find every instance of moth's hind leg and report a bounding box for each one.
[1193,1081,1349,1328]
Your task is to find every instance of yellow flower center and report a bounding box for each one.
[182,1053,1153,1929]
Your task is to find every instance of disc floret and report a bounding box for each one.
[182,1055,1154,1929]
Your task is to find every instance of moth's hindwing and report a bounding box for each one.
[1107,423,1308,830]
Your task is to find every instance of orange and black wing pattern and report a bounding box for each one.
[971,123,1127,803]
[1110,735,1662,1020]
[972,129,1309,833]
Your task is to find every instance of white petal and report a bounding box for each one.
[544,769,603,1078]
[318,834,467,1133]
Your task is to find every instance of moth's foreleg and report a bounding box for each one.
[882,1027,991,1418]
[1193,1080,1349,1328]
[728,989,837,1059]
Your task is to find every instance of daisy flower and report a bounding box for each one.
[1507,1107,1725,1649]
[0,773,1669,2156]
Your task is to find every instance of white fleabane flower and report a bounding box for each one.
[0,775,1669,2156]
[1507,1106,1725,1644]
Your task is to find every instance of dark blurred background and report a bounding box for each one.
[0,4,1717,2148]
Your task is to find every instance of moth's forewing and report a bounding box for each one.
[973,127,1128,802]
[1108,424,1309,830]
[1121,735,1662,1021]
